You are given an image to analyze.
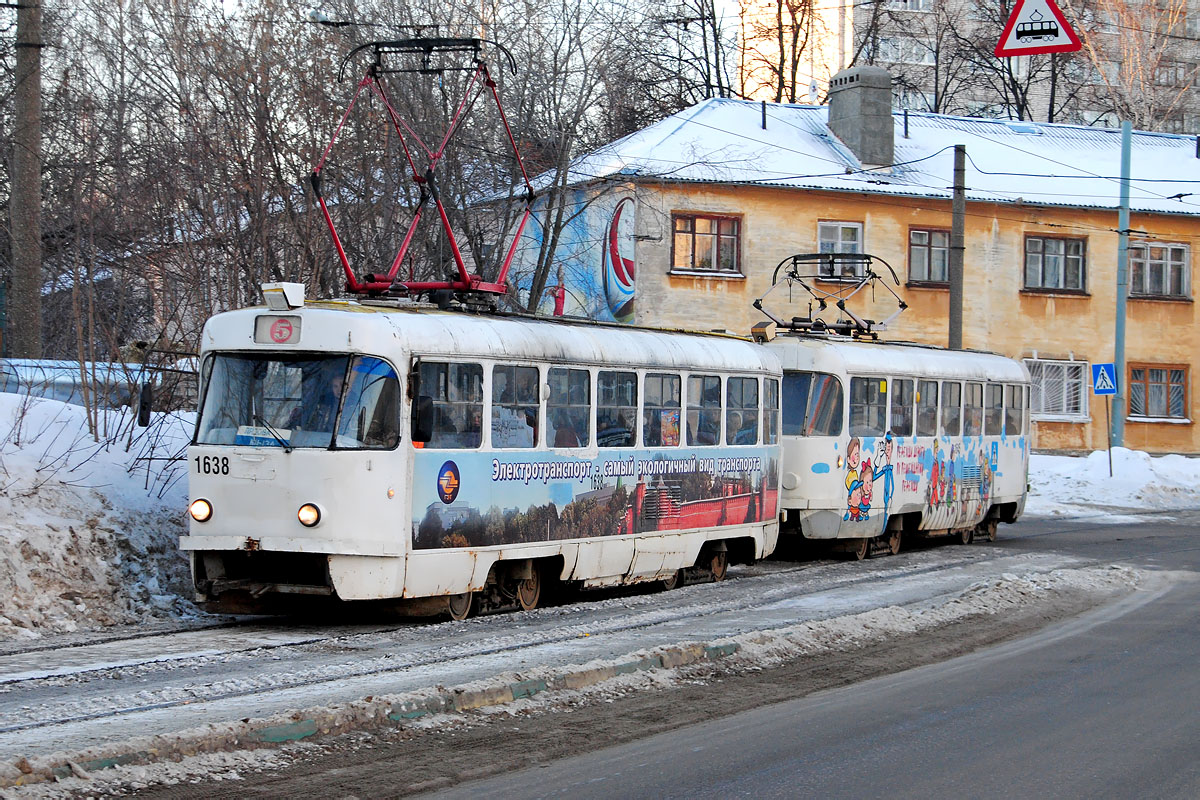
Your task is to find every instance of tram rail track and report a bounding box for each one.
[0,544,1084,737]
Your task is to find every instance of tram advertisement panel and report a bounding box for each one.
[411,448,779,550]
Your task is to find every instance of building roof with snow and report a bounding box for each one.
[551,97,1200,217]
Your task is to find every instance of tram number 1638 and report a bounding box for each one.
[194,455,230,475]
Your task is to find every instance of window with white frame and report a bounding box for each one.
[1025,358,1088,420]
[1025,236,1086,292]
[887,0,931,9]
[1129,242,1190,298]
[818,222,864,279]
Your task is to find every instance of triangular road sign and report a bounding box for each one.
[995,0,1082,57]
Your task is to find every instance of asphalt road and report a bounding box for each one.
[432,511,1200,799]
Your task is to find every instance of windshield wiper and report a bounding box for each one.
[253,415,294,453]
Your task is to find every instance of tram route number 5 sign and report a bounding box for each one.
[994,0,1081,57]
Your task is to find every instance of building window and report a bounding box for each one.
[1025,358,1088,420]
[1129,243,1190,298]
[818,222,864,279]
[672,214,740,274]
[1129,365,1188,419]
[1025,236,1086,292]
[875,36,936,65]
[909,228,949,283]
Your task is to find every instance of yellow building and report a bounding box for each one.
[518,69,1200,454]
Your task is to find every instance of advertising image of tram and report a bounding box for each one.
[183,293,782,618]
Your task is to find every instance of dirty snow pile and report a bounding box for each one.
[0,393,197,640]
[1023,447,1200,519]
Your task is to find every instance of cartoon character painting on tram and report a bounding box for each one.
[767,335,1029,558]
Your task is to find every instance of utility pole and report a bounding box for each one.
[1113,121,1132,447]
[948,144,965,350]
[9,1,43,357]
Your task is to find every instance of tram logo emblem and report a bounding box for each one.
[437,461,461,504]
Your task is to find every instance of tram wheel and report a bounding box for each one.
[709,550,728,582]
[957,526,974,545]
[661,569,685,591]
[887,528,902,556]
[981,519,998,542]
[851,537,870,560]
[516,568,541,611]
[447,591,476,621]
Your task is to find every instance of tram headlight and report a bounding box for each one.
[297,503,322,527]
[189,498,213,523]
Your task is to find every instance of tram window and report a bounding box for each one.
[964,382,984,436]
[492,365,539,448]
[941,381,962,436]
[890,379,914,437]
[726,377,759,445]
[849,377,887,437]
[687,375,722,446]
[598,371,637,447]
[916,380,938,436]
[548,367,590,448]
[336,356,401,449]
[643,373,681,447]
[1006,384,1025,435]
[763,378,780,445]
[414,361,483,449]
[985,384,1004,436]
[782,371,843,437]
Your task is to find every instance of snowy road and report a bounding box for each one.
[3,538,1114,767]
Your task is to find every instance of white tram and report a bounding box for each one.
[184,292,782,617]
[764,332,1030,558]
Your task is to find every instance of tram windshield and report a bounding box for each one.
[782,371,844,437]
[195,353,400,449]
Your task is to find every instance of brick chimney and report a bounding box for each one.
[827,66,894,168]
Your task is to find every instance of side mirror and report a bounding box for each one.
[137,383,153,427]
[412,396,434,443]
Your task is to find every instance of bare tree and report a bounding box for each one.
[1064,0,1199,130]
[739,0,822,102]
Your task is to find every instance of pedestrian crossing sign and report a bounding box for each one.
[1092,363,1117,395]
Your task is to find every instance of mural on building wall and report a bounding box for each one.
[509,190,636,323]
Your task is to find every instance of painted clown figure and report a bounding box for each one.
[844,436,863,521]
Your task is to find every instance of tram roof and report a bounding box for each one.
[202,302,781,374]
[765,334,1030,382]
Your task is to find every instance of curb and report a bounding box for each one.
[16,640,742,787]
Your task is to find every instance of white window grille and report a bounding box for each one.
[1025,358,1088,421]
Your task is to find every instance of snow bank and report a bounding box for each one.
[0,394,198,639]
[1024,447,1200,518]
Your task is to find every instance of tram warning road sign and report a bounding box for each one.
[995,0,1081,57]
[1092,363,1117,395]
